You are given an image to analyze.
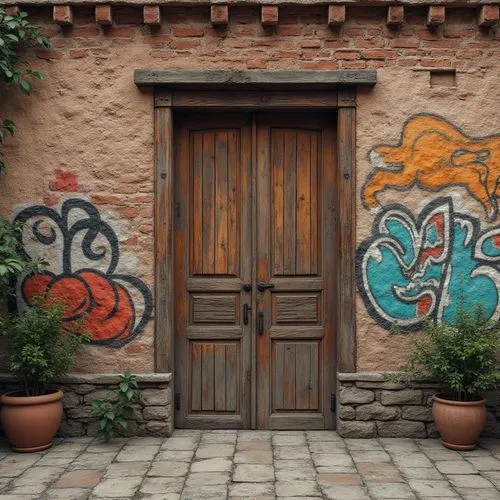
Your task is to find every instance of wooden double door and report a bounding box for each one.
[174,111,336,429]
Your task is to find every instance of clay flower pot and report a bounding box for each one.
[432,393,487,450]
[0,390,63,452]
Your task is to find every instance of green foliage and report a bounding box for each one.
[0,218,46,299]
[0,7,49,172]
[4,297,88,396]
[395,305,500,401]
[92,372,139,442]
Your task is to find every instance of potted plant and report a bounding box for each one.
[0,297,87,452]
[397,305,500,450]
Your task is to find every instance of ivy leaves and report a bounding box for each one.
[0,7,49,172]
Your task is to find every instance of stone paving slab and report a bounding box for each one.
[0,432,498,499]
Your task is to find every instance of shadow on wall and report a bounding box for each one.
[357,114,500,331]
[14,198,153,347]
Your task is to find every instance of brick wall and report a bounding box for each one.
[22,6,499,71]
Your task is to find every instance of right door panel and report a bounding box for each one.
[256,113,337,430]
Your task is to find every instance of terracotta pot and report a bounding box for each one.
[432,393,487,451]
[0,390,63,452]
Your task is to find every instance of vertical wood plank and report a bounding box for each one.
[310,133,319,275]
[215,132,229,274]
[191,343,202,411]
[272,129,284,276]
[273,343,284,410]
[227,130,239,276]
[283,343,296,409]
[202,132,216,274]
[201,343,215,410]
[295,343,311,410]
[337,92,356,373]
[309,342,319,410]
[154,92,174,374]
[296,132,312,275]
[284,130,297,274]
[226,343,238,412]
[214,343,226,411]
[192,132,203,274]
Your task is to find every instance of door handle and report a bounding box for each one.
[257,282,275,292]
[242,283,252,292]
[258,312,264,336]
[243,304,251,325]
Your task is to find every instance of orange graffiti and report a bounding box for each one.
[23,270,135,344]
[362,114,500,220]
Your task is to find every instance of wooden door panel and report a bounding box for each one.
[257,113,336,430]
[175,113,252,429]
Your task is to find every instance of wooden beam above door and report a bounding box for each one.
[134,70,378,90]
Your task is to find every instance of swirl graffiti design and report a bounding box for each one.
[15,199,153,346]
[356,197,500,331]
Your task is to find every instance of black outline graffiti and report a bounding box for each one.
[14,199,153,347]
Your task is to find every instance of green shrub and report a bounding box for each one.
[397,306,500,401]
[5,297,88,396]
[92,371,139,442]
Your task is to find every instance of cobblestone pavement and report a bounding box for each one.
[0,430,499,499]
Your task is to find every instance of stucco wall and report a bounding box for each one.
[0,4,498,373]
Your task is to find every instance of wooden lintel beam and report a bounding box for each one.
[211,4,229,25]
[387,5,405,25]
[143,5,161,25]
[53,5,73,25]
[427,5,446,25]
[95,4,112,25]
[328,5,346,26]
[261,5,278,25]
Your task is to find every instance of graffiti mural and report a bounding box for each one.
[362,114,500,221]
[356,196,500,331]
[14,199,153,346]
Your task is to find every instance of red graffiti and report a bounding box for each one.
[23,270,135,343]
[49,169,79,192]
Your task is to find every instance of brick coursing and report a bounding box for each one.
[23,5,498,71]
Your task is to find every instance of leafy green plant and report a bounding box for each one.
[4,296,88,396]
[0,218,46,299]
[92,371,139,442]
[395,305,500,401]
[0,7,49,172]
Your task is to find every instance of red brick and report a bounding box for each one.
[362,49,396,59]
[420,58,452,67]
[391,38,419,48]
[170,39,200,50]
[340,60,367,69]
[324,40,349,49]
[276,26,302,36]
[247,59,267,69]
[387,5,404,26]
[427,6,445,27]
[118,207,138,218]
[110,27,134,38]
[95,5,112,25]
[71,27,100,37]
[211,5,229,26]
[70,49,87,58]
[328,5,345,26]
[53,5,73,26]
[478,5,499,27]
[143,5,161,26]
[5,6,19,15]
[261,6,278,26]
[49,170,79,192]
[300,61,339,69]
[355,38,385,48]
[173,27,204,37]
[300,40,321,48]
[36,50,64,60]
[333,50,360,60]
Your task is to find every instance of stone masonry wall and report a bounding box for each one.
[0,373,173,438]
[337,373,500,439]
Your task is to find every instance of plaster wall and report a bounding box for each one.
[0,5,498,373]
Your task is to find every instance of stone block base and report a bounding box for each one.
[0,373,173,438]
[337,372,500,439]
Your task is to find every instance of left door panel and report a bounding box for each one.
[174,113,253,428]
